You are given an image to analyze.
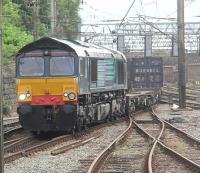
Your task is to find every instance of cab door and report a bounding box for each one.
[79,57,89,94]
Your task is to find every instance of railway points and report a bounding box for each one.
[4,46,200,172]
[86,109,200,173]
[2,37,200,173]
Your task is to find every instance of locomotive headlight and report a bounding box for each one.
[26,92,31,98]
[19,94,26,101]
[63,92,68,97]
[68,93,76,100]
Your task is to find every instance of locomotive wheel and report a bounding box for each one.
[31,131,41,136]
[76,118,84,132]
[71,126,76,135]
[76,123,82,132]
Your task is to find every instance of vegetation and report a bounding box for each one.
[56,0,81,39]
[3,0,33,63]
[3,0,81,63]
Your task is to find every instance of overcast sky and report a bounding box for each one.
[80,0,200,24]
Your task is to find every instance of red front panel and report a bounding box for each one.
[31,95,64,105]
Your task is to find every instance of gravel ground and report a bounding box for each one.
[155,103,200,139]
[5,121,128,173]
[153,146,194,173]
[100,129,150,173]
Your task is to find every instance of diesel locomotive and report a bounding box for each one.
[16,37,127,133]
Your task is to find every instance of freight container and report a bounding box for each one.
[127,57,163,90]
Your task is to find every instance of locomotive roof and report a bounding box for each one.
[17,37,126,61]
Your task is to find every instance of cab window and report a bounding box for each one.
[50,56,74,76]
[19,57,44,76]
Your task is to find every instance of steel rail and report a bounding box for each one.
[4,126,22,136]
[3,117,19,127]
[87,116,132,173]
[4,134,72,163]
[4,138,23,146]
[5,117,128,163]
[4,136,34,153]
[152,109,200,170]
[157,141,200,170]
[136,108,200,172]
[3,117,18,121]
[133,117,200,172]
[51,134,101,156]
[147,121,164,173]
[132,120,155,173]
[87,108,200,173]
[152,108,200,144]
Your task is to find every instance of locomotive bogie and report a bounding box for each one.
[18,104,77,132]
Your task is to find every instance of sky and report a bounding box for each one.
[80,0,200,24]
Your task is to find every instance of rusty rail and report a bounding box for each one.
[51,135,101,156]
[87,116,132,173]
[4,134,72,163]
[134,108,200,172]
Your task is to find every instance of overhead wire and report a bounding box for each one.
[127,0,198,38]
[82,0,138,40]
[143,0,156,5]
[119,0,136,27]
[83,2,121,18]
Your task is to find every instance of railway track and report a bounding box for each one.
[4,117,19,129]
[161,87,200,108]
[86,112,153,173]
[152,144,198,172]
[139,109,200,172]
[4,134,74,163]
[2,117,24,146]
[4,126,23,138]
[97,127,150,173]
[4,117,128,164]
[3,117,22,139]
[87,110,200,173]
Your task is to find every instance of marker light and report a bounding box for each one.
[63,92,68,97]
[26,93,31,97]
[68,93,76,100]
[19,94,26,101]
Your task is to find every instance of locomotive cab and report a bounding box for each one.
[16,39,79,132]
